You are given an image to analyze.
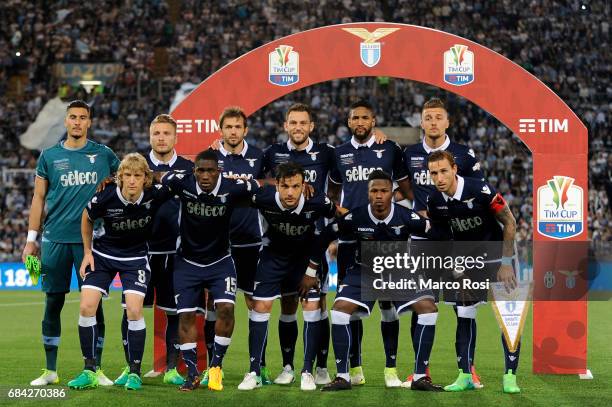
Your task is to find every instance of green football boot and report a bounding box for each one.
[261,366,273,385]
[502,370,521,394]
[444,370,475,392]
[201,369,209,386]
[114,366,129,386]
[163,368,185,385]
[68,370,98,390]
[125,373,142,390]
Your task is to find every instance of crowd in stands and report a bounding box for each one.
[0,0,609,261]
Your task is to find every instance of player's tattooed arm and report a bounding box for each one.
[326,180,341,205]
[79,209,95,278]
[494,203,517,292]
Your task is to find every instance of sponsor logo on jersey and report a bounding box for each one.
[345,166,383,182]
[274,222,310,236]
[537,176,583,239]
[304,169,317,183]
[413,170,434,186]
[60,170,98,186]
[269,45,299,86]
[111,216,152,231]
[444,44,474,86]
[342,27,400,67]
[518,118,568,134]
[186,201,227,217]
[451,216,483,232]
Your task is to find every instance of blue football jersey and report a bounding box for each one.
[216,142,265,247]
[162,171,259,265]
[263,139,336,194]
[146,150,194,253]
[426,175,504,243]
[86,184,172,259]
[252,185,336,256]
[329,137,408,210]
[404,136,483,212]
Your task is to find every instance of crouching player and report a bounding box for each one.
[68,154,171,390]
[238,162,338,391]
[321,170,444,392]
[426,150,520,393]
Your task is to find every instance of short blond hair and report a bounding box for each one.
[150,114,177,131]
[117,153,153,189]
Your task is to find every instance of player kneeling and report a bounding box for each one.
[68,154,170,390]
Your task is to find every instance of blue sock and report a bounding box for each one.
[349,318,363,367]
[205,311,216,365]
[95,304,105,367]
[410,311,418,353]
[413,313,437,375]
[279,314,297,369]
[127,319,146,375]
[78,315,98,371]
[455,306,477,373]
[121,310,129,364]
[302,310,321,373]
[380,306,399,368]
[502,334,521,374]
[316,312,330,368]
[261,335,268,367]
[165,313,180,370]
[210,336,231,368]
[249,311,270,375]
[331,311,352,378]
[180,343,199,378]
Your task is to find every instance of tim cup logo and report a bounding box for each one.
[269,45,299,86]
[537,176,583,239]
[444,44,475,86]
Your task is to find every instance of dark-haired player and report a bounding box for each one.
[321,170,443,392]
[24,100,119,387]
[327,100,411,387]
[426,151,520,394]
[402,97,485,389]
[161,149,259,392]
[237,162,338,391]
[68,154,171,390]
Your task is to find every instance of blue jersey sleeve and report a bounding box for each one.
[391,142,409,181]
[462,148,484,180]
[161,170,188,192]
[86,189,110,221]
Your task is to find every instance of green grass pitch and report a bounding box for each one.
[0,291,609,407]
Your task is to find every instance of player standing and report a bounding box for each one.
[402,97,485,388]
[327,100,411,387]
[426,151,520,394]
[161,149,259,391]
[237,162,338,391]
[23,100,119,387]
[68,154,171,390]
[115,114,194,386]
[321,170,443,392]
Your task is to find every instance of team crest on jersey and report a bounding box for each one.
[86,154,97,164]
[246,158,258,168]
[391,225,404,235]
[373,149,385,159]
[463,198,475,209]
[143,200,153,210]
[218,193,229,204]
[309,151,319,161]
[304,210,315,219]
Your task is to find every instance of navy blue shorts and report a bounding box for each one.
[252,247,319,302]
[231,245,261,295]
[82,252,150,297]
[174,255,237,313]
[337,241,357,284]
[142,253,177,312]
[334,268,435,316]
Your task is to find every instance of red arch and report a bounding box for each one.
[172,23,588,375]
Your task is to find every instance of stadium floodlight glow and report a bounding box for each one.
[15,51,21,57]
[79,80,102,93]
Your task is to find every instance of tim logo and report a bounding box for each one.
[342,27,400,67]
[518,119,568,134]
[269,45,299,86]
[444,44,474,86]
[537,176,583,239]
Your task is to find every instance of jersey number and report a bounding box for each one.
[225,277,237,293]
[137,270,147,284]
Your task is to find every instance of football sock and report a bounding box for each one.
[95,303,105,367]
[42,292,64,371]
[127,318,146,376]
[502,334,521,374]
[279,313,297,369]
[316,310,330,369]
[78,315,97,372]
[331,310,351,381]
[180,343,199,377]
[413,312,437,375]
[210,336,231,368]
[165,313,180,369]
[380,307,399,368]
[456,305,477,373]
[349,317,363,367]
[205,311,217,365]
[249,310,270,375]
[121,310,129,364]
[302,310,321,373]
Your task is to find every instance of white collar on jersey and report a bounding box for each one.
[442,175,465,202]
[287,137,313,153]
[275,191,305,214]
[422,134,450,154]
[195,174,222,196]
[350,135,375,149]
[149,149,178,167]
[368,203,395,225]
[116,186,144,205]
[219,141,248,157]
